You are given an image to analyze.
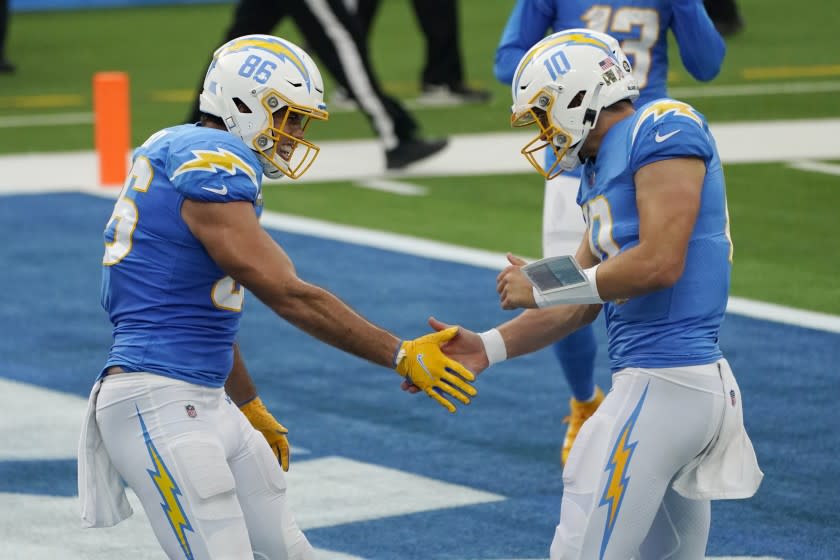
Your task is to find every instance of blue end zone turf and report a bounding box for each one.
[1,193,837,558]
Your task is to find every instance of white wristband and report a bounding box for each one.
[479,328,507,366]
[585,263,603,300]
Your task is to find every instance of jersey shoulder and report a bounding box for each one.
[165,126,263,203]
[628,99,714,171]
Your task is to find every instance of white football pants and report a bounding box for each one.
[551,363,728,560]
[96,372,313,560]
[543,174,586,258]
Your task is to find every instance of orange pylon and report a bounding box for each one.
[93,72,131,186]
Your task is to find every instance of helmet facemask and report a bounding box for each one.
[249,91,328,180]
[511,85,602,179]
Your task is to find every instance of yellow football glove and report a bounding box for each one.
[239,397,290,471]
[395,327,477,413]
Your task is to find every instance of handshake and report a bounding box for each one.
[394,324,483,413]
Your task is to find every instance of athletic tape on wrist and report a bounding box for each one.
[479,328,507,366]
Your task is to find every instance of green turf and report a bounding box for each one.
[262,162,840,315]
[2,0,840,152]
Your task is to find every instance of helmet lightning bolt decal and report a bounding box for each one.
[598,383,649,559]
[172,148,258,187]
[137,407,195,559]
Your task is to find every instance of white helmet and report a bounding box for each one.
[511,29,639,177]
[200,34,329,179]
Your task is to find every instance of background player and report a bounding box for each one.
[493,0,725,465]
[78,34,476,559]
[416,31,761,559]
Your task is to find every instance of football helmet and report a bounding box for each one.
[200,34,329,179]
[511,29,639,178]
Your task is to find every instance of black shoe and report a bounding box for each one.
[386,138,448,170]
[0,60,16,74]
[417,83,492,106]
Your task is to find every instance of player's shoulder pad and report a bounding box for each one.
[167,126,262,203]
[628,98,714,172]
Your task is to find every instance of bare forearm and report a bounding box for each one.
[499,304,600,359]
[224,343,258,405]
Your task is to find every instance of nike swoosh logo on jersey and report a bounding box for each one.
[202,185,228,195]
[654,130,681,143]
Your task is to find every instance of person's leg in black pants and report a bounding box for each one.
[355,0,489,104]
[291,0,419,149]
[0,0,15,73]
[410,0,461,89]
[294,0,447,168]
[703,0,744,37]
[353,0,379,41]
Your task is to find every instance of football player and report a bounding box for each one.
[493,0,726,466]
[78,34,476,559]
[416,33,762,559]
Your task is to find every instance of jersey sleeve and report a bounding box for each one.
[671,0,726,81]
[166,130,262,203]
[494,0,554,84]
[629,101,715,172]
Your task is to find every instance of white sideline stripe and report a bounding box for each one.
[0,111,93,128]
[4,118,840,192]
[670,79,840,98]
[0,377,309,460]
[0,492,361,560]
[787,159,840,176]
[259,211,840,334]
[353,177,428,195]
[285,456,504,530]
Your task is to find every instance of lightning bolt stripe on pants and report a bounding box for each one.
[597,383,649,559]
[137,407,196,560]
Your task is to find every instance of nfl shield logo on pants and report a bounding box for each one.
[185,404,197,418]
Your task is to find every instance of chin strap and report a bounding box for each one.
[256,151,288,179]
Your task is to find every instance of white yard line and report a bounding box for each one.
[670,79,840,98]
[787,159,840,176]
[352,178,428,195]
[0,111,93,128]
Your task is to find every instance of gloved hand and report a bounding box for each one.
[395,327,478,413]
[239,397,290,471]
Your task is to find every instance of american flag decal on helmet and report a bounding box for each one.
[599,57,615,71]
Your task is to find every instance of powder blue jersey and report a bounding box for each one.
[578,99,731,370]
[100,124,264,387]
[494,0,724,177]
